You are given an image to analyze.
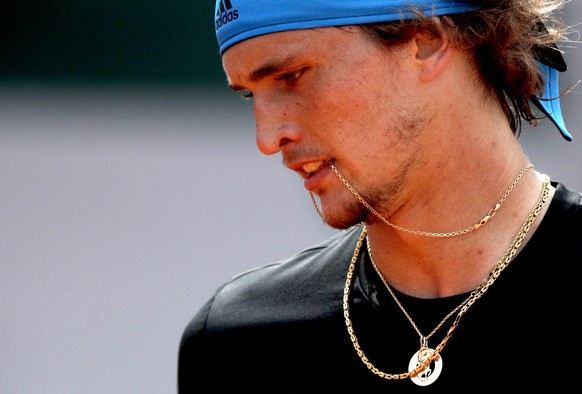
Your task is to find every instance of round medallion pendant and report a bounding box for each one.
[408,348,443,386]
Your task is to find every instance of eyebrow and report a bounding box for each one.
[228,55,297,91]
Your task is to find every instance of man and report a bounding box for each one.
[179,0,581,391]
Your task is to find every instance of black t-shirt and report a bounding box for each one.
[178,182,582,392]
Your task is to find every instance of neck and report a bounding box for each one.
[365,153,552,298]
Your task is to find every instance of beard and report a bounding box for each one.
[319,194,370,229]
[307,97,425,231]
[314,156,414,230]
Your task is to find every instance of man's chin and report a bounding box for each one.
[321,211,368,230]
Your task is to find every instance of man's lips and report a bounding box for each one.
[298,160,334,191]
[302,160,325,174]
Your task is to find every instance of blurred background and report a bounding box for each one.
[0,2,580,393]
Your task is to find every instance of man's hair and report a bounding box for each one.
[358,0,571,135]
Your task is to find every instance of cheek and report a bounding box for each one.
[323,82,395,146]
[302,58,401,145]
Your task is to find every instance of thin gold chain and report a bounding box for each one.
[330,163,534,238]
[343,176,550,380]
[368,238,470,342]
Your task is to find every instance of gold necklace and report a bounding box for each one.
[343,176,550,385]
[329,162,533,238]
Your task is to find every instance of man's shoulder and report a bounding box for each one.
[537,181,582,258]
[548,181,582,230]
[553,181,582,213]
[193,226,363,330]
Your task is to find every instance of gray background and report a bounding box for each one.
[1,2,581,393]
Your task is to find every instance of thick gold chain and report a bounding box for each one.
[331,163,534,238]
[343,176,550,380]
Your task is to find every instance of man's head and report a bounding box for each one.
[215,0,571,140]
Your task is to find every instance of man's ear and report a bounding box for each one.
[412,31,453,82]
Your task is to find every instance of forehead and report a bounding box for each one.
[222,27,364,77]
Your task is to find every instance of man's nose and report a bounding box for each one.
[253,98,299,155]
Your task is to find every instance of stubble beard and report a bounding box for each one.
[321,196,369,230]
[317,153,414,230]
[318,176,404,230]
[315,98,424,230]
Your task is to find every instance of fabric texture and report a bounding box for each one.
[178,181,582,392]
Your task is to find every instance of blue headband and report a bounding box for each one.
[214,0,572,140]
[215,0,480,54]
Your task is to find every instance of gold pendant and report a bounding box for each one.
[408,347,443,386]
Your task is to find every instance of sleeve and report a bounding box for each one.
[176,297,215,393]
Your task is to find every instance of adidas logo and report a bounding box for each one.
[215,0,239,30]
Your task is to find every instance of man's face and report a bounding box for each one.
[222,26,429,229]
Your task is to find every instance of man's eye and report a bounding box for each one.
[276,68,305,82]
[239,90,254,100]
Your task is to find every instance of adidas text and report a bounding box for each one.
[215,0,238,30]
[215,10,239,30]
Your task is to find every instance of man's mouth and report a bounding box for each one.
[302,160,325,175]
